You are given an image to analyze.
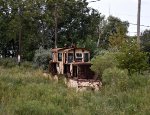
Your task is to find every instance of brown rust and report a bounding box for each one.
[49,47,101,90]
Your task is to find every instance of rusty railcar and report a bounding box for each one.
[49,47,101,91]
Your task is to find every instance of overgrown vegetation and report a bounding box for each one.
[91,41,149,76]
[0,58,17,68]
[33,47,52,70]
[0,66,150,115]
[0,0,150,114]
[0,58,33,69]
[0,0,102,60]
[116,41,149,74]
[91,52,117,78]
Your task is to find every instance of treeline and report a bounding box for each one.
[0,0,150,61]
[0,0,130,60]
[0,0,101,60]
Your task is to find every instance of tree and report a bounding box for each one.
[77,36,97,58]
[109,24,127,49]
[91,52,117,78]
[141,29,150,52]
[0,0,46,60]
[99,16,129,49]
[116,41,149,74]
[0,0,104,61]
[53,0,103,47]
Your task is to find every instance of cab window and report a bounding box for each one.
[68,53,73,63]
[76,53,82,62]
[84,53,89,62]
[58,53,62,61]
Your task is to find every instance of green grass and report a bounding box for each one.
[0,66,150,115]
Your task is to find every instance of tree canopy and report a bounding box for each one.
[98,16,129,49]
[0,0,103,60]
[141,29,150,52]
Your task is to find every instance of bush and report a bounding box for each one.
[127,74,150,90]
[116,41,149,74]
[102,67,150,92]
[91,52,118,78]
[33,46,52,70]
[21,61,33,68]
[0,58,17,68]
[102,67,128,91]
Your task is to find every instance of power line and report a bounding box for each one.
[112,12,150,18]
[129,32,137,33]
[129,23,150,28]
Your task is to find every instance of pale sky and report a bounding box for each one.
[88,0,150,36]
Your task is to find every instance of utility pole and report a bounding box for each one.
[137,0,141,48]
[54,3,58,48]
[18,27,22,66]
[97,15,102,47]
[18,7,23,66]
[88,0,101,47]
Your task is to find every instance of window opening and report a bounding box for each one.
[58,53,62,61]
[68,53,73,63]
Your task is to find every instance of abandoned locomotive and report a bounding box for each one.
[49,46,101,91]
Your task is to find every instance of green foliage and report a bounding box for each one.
[0,66,150,115]
[116,41,149,74]
[0,58,33,69]
[99,16,129,49]
[33,46,52,70]
[109,24,127,49]
[102,67,129,91]
[91,52,117,77]
[127,74,150,90]
[0,0,103,60]
[0,58,17,68]
[77,36,97,58]
[21,61,33,69]
[141,29,150,52]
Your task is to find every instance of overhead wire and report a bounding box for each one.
[129,23,150,28]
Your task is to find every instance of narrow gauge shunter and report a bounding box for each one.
[49,46,101,91]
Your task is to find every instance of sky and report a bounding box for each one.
[87,0,150,36]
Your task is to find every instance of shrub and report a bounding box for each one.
[127,74,150,90]
[91,52,118,78]
[21,61,33,68]
[33,46,52,70]
[116,41,149,74]
[0,58,17,68]
[102,67,128,91]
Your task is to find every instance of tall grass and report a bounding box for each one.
[0,66,150,115]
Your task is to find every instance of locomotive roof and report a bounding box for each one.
[51,47,90,52]
[63,48,89,52]
[51,48,65,52]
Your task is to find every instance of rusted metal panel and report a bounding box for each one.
[67,78,102,91]
[51,48,65,52]
[72,62,92,65]
[49,46,101,90]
